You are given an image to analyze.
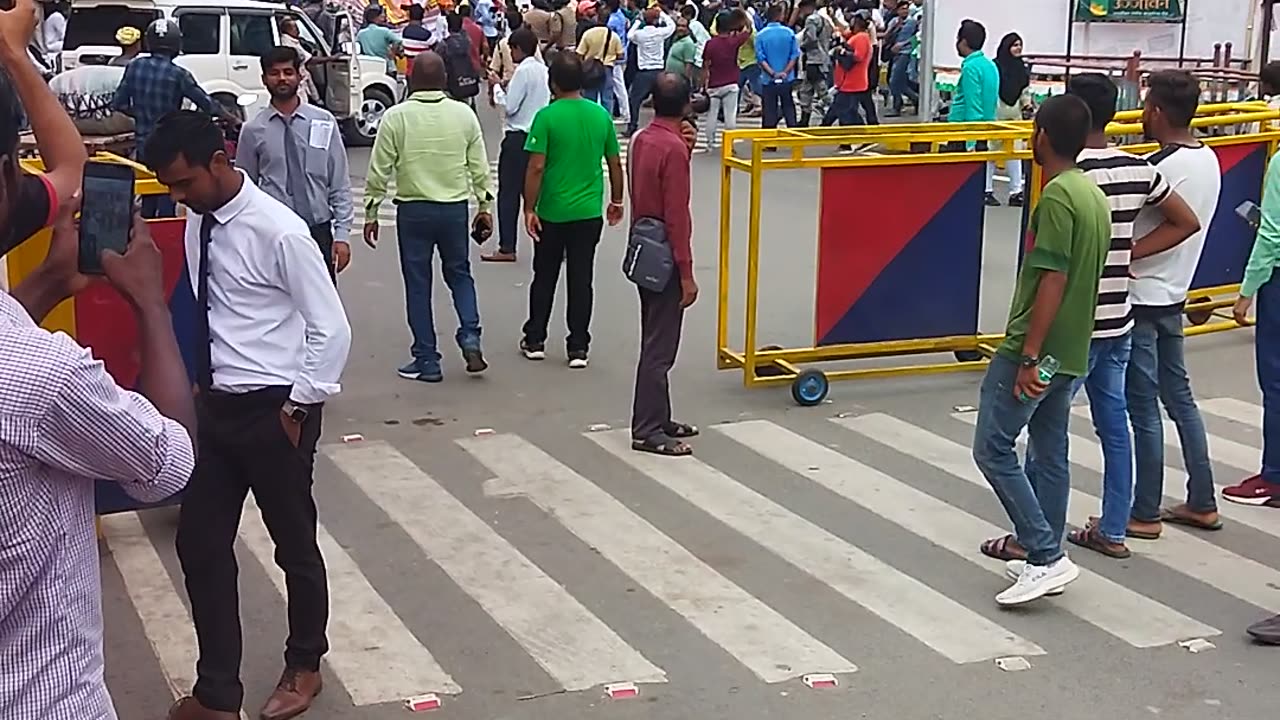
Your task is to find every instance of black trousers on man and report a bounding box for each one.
[176,387,329,713]
[521,217,602,353]
[496,130,530,255]
[309,223,337,283]
[631,273,685,441]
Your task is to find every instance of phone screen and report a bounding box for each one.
[78,167,135,275]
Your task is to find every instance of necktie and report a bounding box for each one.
[195,214,218,393]
[282,115,313,225]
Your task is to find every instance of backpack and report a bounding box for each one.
[442,33,480,99]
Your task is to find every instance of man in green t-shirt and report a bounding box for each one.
[521,52,625,368]
[971,94,1110,607]
[666,17,697,80]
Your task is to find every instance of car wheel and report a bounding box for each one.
[345,88,393,147]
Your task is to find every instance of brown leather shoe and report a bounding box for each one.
[167,696,238,720]
[480,251,517,262]
[259,668,323,720]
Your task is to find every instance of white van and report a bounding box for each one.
[60,0,403,145]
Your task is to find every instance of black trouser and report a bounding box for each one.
[521,217,602,353]
[497,131,530,254]
[631,273,685,441]
[177,386,328,713]
[309,222,336,283]
[628,69,660,134]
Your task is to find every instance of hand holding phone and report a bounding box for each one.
[101,215,166,310]
[79,162,137,275]
[1236,200,1262,230]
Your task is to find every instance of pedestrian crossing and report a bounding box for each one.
[99,396,1280,712]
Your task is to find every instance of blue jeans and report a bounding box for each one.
[395,201,482,367]
[1126,311,1217,521]
[1027,335,1133,543]
[760,79,797,129]
[972,353,1075,566]
[584,82,614,115]
[821,90,865,127]
[739,64,762,98]
[889,53,919,112]
[1258,277,1280,483]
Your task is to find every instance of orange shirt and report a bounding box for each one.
[834,32,872,93]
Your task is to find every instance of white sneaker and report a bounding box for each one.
[567,353,589,369]
[1004,560,1065,596]
[996,556,1079,606]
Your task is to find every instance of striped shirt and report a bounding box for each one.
[1076,147,1172,338]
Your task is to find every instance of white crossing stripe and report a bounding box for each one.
[588,430,1043,664]
[101,514,252,720]
[326,441,666,691]
[460,433,857,683]
[895,413,1280,613]
[718,419,1219,648]
[1201,397,1265,428]
[1067,405,1259,474]
[238,497,461,703]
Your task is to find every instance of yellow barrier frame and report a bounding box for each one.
[717,103,1280,393]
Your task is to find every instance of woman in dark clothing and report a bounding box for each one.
[993,32,1031,205]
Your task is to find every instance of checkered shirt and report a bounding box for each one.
[111,54,221,155]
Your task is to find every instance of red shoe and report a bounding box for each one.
[1222,475,1280,507]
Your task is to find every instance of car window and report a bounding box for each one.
[284,12,327,55]
[64,7,160,51]
[230,12,276,56]
[177,12,221,55]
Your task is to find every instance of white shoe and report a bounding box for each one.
[1004,560,1065,596]
[996,556,1079,606]
[568,354,589,369]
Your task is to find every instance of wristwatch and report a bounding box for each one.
[1019,354,1040,368]
[282,400,309,423]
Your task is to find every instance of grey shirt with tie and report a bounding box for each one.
[237,101,354,241]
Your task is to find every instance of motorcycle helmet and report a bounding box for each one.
[145,18,182,57]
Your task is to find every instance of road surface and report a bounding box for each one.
[99,103,1280,720]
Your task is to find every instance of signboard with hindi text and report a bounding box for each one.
[1075,0,1186,23]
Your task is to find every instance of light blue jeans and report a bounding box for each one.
[1126,311,1217,521]
[972,353,1075,566]
[1026,334,1133,543]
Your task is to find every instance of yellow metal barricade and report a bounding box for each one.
[717,103,1280,406]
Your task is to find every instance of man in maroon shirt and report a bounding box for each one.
[459,4,488,74]
[628,72,699,456]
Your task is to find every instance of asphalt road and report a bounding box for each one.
[98,102,1280,720]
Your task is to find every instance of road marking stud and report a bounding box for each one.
[473,428,495,436]
[995,656,1031,672]
[340,434,364,443]
[604,682,639,699]
[588,423,612,432]
[403,693,441,712]
[802,673,838,689]
[1178,638,1216,654]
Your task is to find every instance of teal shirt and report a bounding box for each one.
[948,51,999,123]
[1242,147,1280,297]
[358,24,400,72]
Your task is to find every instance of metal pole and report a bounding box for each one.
[921,0,936,122]
[1177,0,1190,68]
[1263,1,1277,67]
[1065,1,1076,81]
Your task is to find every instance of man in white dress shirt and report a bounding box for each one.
[483,26,550,262]
[143,111,352,720]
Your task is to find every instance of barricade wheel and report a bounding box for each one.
[791,370,830,407]
[1186,297,1213,326]
[757,344,787,378]
[954,351,984,362]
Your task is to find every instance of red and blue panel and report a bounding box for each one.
[1191,142,1269,290]
[815,162,986,345]
[79,219,198,514]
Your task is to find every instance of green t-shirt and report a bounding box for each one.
[666,36,697,75]
[525,98,621,223]
[997,169,1111,377]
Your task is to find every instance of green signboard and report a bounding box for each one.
[1075,0,1186,23]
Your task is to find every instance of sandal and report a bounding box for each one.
[980,534,1027,561]
[632,435,693,457]
[1159,506,1223,531]
[664,422,699,439]
[1067,524,1131,559]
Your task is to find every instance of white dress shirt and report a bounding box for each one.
[629,13,675,71]
[184,172,352,405]
[504,55,550,133]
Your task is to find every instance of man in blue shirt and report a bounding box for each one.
[606,0,631,125]
[753,2,799,129]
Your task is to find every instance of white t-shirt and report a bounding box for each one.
[1130,143,1222,307]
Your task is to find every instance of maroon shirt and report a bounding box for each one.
[703,32,751,89]
[462,17,486,73]
[628,118,694,281]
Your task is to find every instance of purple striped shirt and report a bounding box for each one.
[0,291,195,720]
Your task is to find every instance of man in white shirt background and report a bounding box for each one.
[484,27,550,262]
[142,110,353,720]
[626,5,675,137]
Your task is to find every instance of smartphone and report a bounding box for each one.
[1236,199,1263,230]
[78,162,136,275]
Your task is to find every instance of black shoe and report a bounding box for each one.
[1008,192,1025,207]
[1247,614,1280,644]
[799,112,811,127]
[463,347,488,374]
[984,192,1001,207]
[520,339,546,361]
[567,351,589,369]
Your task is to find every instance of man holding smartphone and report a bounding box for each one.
[141,111,351,720]
[0,5,198,720]
[238,46,355,280]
